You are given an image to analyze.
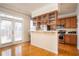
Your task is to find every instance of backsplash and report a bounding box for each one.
[57,28,77,34]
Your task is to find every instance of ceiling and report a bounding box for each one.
[0,3,77,15]
[0,3,49,15]
[58,3,77,15]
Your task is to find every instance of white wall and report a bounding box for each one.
[23,16,30,42]
[32,3,58,17]
[77,4,79,49]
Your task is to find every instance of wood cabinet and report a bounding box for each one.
[33,10,58,31]
[64,35,77,45]
[64,35,70,44]
[70,35,77,45]
[57,16,77,28]
[70,16,77,28]
[60,19,65,25]
[65,18,71,28]
[56,19,61,25]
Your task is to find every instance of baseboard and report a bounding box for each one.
[0,40,30,48]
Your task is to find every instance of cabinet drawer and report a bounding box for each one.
[64,35,77,45]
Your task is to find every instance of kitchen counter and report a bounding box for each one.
[31,30,57,33]
[30,30,58,54]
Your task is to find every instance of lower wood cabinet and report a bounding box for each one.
[64,35,77,45]
[64,35,70,44]
[70,35,77,45]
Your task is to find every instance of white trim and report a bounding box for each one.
[0,40,28,48]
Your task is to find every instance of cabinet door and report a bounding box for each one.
[65,18,71,28]
[50,24,56,30]
[56,19,61,25]
[60,19,65,25]
[64,35,70,44]
[70,35,77,45]
[70,17,77,28]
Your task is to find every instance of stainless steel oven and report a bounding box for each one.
[58,30,66,43]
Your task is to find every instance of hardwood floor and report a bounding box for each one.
[0,42,79,56]
[0,42,55,56]
[58,43,79,56]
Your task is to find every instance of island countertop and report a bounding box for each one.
[30,30,58,33]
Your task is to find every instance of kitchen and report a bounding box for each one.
[57,16,77,45]
[58,3,77,46]
[0,3,78,56]
[31,3,77,55]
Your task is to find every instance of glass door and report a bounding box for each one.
[14,22,23,41]
[0,20,13,44]
[0,16,23,47]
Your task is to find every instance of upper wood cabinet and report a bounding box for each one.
[56,18,66,26]
[57,16,77,28]
[56,19,61,25]
[33,10,58,31]
[65,18,71,28]
[60,19,66,25]
[70,16,77,28]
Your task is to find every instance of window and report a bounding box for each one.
[0,12,23,45]
[1,20,13,44]
[14,22,23,41]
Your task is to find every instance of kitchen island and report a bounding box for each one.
[30,30,58,54]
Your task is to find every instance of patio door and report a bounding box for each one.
[0,20,13,44]
[0,17,23,46]
[14,22,23,41]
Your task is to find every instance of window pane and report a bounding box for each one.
[1,20,12,44]
[14,22,22,41]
